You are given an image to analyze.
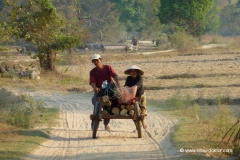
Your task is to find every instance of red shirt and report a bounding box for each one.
[89,65,118,88]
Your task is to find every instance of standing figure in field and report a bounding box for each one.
[124,65,147,132]
[89,54,120,130]
[131,36,139,46]
[131,36,139,53]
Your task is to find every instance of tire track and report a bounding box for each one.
[17,91,181,160]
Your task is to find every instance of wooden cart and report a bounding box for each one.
[90,100,144,139]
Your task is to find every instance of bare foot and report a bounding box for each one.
[142,122,147,129]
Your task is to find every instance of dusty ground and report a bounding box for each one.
[2,42,240,160]
[7,88,237,160]
[6,89,182,160]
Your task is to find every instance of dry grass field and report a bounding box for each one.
[0,36,240,159]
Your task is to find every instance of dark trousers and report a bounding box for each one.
[92,93,110,126]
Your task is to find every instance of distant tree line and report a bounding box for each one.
[1,0,240,71]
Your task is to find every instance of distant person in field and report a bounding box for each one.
[131,36,139,46]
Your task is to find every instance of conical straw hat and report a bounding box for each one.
[124,65,144,75]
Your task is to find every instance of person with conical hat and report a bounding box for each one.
[124,65,147,131]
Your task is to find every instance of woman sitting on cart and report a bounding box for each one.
[124,65,147,131]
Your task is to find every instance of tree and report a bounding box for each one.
[108,0,163,39]
[52,0,125,42]
[4,0,84,71]
[158,0,213,37]
[0,22,12,45]
[108,0,146,33]
[204,5,220,34]
[0,1,4,12]
[219,3,240,36]
[237,0,240,7]
[137,0,162,39]
[79,0,125,42]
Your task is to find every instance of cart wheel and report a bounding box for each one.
[92,101,100,138]
[134,101,142,138]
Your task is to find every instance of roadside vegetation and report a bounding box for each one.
[149,93,240,158]
[0,88,59,159]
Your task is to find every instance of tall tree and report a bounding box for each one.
[219,3,240,36]
[51,0,78,21]
[108,0,146,33]
[108,0,163,39]
[204,5,220,34]
[237,0,240,7]
[158,0,213,37]
[5,0,84,71]
[0,1,4,12]
[137,0,162,39]
[79,0,125,42]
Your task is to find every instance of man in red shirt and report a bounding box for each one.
[89,54,120,130]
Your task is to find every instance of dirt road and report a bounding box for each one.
[9,90,183,160]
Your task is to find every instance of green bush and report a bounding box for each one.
[165,94,237,157]
[0,88,52,129]
[4,95,44,128]
[0,46,10,51]
[156,33,168,44]
[166,94,192,111]
[209,105,233,139]
[169,30,200,52]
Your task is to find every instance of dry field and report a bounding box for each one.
[64,46,240,109]
[0,40,240,159]
[1,43,240,121]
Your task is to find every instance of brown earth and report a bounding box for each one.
[2,42,240,160]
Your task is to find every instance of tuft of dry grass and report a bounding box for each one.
[150,94,239,158]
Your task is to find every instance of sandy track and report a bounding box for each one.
[7,90,182,160]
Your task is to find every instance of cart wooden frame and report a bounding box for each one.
[90,100,144,139]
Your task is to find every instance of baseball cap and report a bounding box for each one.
[91,54,101,61]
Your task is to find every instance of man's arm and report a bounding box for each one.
[113,76,121,87]
[91,83,100,93]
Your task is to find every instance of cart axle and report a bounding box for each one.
[90,114,144,120]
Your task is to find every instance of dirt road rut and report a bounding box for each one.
[18,91,181,160]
